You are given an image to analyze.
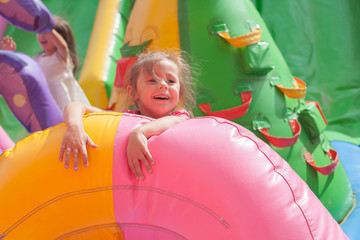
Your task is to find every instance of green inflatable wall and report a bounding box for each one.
[251,0,360,145]
[177,0,354,222]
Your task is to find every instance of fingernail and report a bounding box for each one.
[74,167,78,171]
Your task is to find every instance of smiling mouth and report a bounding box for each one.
[154,95,169,100]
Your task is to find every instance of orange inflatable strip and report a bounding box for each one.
[276,77,306,99]
[217,28,262,48]
[0,112,123,239]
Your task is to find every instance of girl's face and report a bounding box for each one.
[128,59,180,119]
[37,32,56,55]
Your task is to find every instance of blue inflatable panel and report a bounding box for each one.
[332,140,360,240]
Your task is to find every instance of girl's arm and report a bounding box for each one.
[127,116,186,180]
[59,102,102,170]
[46,29,70,64]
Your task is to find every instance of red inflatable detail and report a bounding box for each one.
[304,149,339,175]
[114,57,138,88]
[198,91,252,120]
[306,101,328,125]
[258,119,301,148]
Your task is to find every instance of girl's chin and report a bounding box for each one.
[147,110,172,118]
[43,49,56,55]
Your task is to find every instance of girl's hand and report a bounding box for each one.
[1,36,16,51]
[126,128,154,180]
[59,124,97,170]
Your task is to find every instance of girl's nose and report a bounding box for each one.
[158,80,168,89]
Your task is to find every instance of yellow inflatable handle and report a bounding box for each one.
[276,77,307,99]
[217,28,262,48]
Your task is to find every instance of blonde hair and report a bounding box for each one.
[128,50,196,115]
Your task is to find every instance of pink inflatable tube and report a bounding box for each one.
[0,113,348,239]
[113,115,348,239]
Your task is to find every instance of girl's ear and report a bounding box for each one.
[127,85,133,97]
[127,85,137,101]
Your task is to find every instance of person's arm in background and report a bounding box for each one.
[59,102,102,170]
[46,29,70,64]
[0,36,16,51]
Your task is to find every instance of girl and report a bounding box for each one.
[59,51,196,180]
[0,16,90,112]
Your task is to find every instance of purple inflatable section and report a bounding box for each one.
[0,16,7,38]
[0,51,62,132]
[0,0,54,33]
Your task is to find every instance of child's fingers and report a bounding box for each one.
[73,149,79,171]
[64,147,71,169]
[140,154,152,174]
[127,153,136,177]
[128,158,136,178]
[86,136,98,149]
[77,135,97,168]
[80,145,89,167]
[128,158,139,180]
[128,156,144,180]
[0,38,6,48]
[134,157,144,180]
[144,150,154,166]
[142,149,154,172]
[59,145,66,162]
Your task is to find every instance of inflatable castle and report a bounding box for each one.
[0,0,359,239]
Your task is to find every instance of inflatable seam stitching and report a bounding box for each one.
[194,116,317,239]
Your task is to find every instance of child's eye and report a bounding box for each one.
[167,79,176,84]
[148,79,157,83]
